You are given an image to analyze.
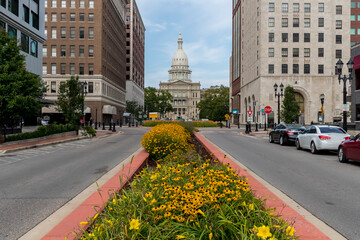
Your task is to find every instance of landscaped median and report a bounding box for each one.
[42,124,331,239]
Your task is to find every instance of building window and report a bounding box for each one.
[43,64,47,75]
[88,13,94,22]
[51,45,56,57]
[7,25,17,38]
[71,0,75,8]
[51,27,56,39]
[60,63,66,75]
[31,11,39,29]
[268,64,274,74]
[351,28,355,35]
[293,48,299,57]
[282,33,288,42]
[351,2,356,8]
[88,27,94,39]
[318,18,324,27]
[304,33,310,42]
[336,20,342,29]
[336,50,342,59]
[282,3,288,13]
[336,5,342,15]
[21,33,29,53]
[52,0,57,8]
[318,33,324,42]
[61,27,66,38]
[51,81,56,93]
[268,18,275,27]
[304,48,310,57]
[293,33,299,42]
[70,63,75,75]
[23,5,29,23]
[88,82,94,93]
[30,39,37,57]
[70,27,75,38]
[88,45,94,57]
[79,13,84,21]
[318,65,324,74]
[268,32,274,42]
[79,27,84,39]
[282,64,288,74]
[61,13,66,21]
[43,45,47,57]
[8,0,19,16]
[89,0,94,8]
[282,18,288,27]
[269,2,275,12]
[45,13,48,22]
[126,16,130,22]
[304,3,311,13]
[44,0,47,8]
[293,18,299,27]
[268,48,274,57]
[60,45,66,56]
[336,35,342,44]
[351,15,356,21]
[293,3,299,13]
[0,20,4,30]
[318,3,324,12]
[293,64,299,74]
[304,64,310,74]
[70,13,75,21]
[79,64,84,75]
[61,0,66,8]
[318,48,324,57]
[79,0,84,8]
[281,48,288,57]
[79,45,84,57]
[51,64,56,75]
[304,18,310,28]
[70,45,75,57]
[88,64,94,76]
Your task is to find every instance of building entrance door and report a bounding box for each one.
[294,92,305,124]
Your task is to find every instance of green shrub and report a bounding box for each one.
[81,126,96,138]
[142,120,167,127]
[192,120,218,127]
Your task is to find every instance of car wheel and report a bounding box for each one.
[280,136,285,145]
[296,139,301,150]
[310,141,318,154]
[269,134,274,143]
[338,147,348,163]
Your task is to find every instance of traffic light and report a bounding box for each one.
[320,106,324,115]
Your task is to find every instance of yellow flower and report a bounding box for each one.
[269,237,277,240]
[249,203,254,210]
[150,198,157,205]
[256,225,272,239]
[209,232,213,240]
[129,218,140,230]
[80,222,89,225]
[176,235,186,239]
[197,209,205,217]
[286,226,295,236]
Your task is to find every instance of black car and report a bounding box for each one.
[269,123,305,145]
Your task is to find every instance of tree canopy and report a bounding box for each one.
[280,86,301,124]
[0,30,45,132]
[126,100,143,121]
[197,85,229,121]
[144,87,173,116]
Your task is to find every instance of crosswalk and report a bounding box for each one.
[0,139,92,166]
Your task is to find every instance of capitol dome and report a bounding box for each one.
[172,33,189,67]
[168,33,192,82]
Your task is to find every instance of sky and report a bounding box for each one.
[136,0,232,89]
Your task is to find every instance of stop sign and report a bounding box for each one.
[264,106,272,114]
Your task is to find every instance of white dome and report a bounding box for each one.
[172,33,188,67]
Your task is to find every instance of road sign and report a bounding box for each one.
[225,114,229,120]
[232,110,239,114]
[264,106,272,114]
[247,116,253,122]
[247,110,253,116]
[261,109,264,112]
[343,104,349,112]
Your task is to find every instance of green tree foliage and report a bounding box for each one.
[197,85,229,121]
[144,87,173,116]
[0,31,46,134]
[280,86,301,123]
[144,87,158,115]
[158,90,173,115]
[126,100,143,121]
[55,76,84,125]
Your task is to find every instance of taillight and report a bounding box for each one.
[286,131,294,135]
[344,136,350,140]
[319,135,331,140]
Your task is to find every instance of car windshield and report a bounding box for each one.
[319,127,346,134]
[287,126,304,130]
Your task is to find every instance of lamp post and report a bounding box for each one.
[80,81,88,126]
[274,83,284,125]
[320,94,325,123]
[336,59,354,132]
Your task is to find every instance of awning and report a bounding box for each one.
[353,55,360,70]
[84,106,91,114]
[42,105,60,114]
[102,105,117,115]
[123,112,131,117]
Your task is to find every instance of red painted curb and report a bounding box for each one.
[41,149,149,240]
[194,132,331,240]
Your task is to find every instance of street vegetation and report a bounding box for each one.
[280,86,301,124]
[79,124,298,239]
[197,85,229,122]
[142,120,218,128]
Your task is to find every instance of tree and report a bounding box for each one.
[0,31,46,136]
[197,85,229,121]
[158,90,173,116]
[144,87,158,115]
[55,76,84,125]
[144,87,173,117]
[126,100,143,122]
[280,86,301,124]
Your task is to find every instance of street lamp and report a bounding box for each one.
[79,81,88,126]
[336,58,354,132]
[274,83,284,125]
[320,94,325,122]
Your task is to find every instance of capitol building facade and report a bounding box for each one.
[159,33,201,120]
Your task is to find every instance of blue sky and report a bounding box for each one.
[136,0,232,89]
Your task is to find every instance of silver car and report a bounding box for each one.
[295,125,350,154]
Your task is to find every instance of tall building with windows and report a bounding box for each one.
[42,0,127,124]
[159,33,201,120]
[125,0,145,108]
[0,0,46,76]
[232,1,350,125]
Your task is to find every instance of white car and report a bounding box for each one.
[295,125,350,154]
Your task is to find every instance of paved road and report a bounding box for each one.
[0,128,148,240]
[201,129,360,240]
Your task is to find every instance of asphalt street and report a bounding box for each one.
[0,128,148,240]
[201,129,360,240]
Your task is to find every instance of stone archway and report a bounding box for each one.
[294,92,305,124]
[292,86,311,124]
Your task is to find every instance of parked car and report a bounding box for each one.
[295,125,350,154]
[338,134,360,163]
[269,123,305,145]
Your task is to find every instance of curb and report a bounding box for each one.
[194,132,345,240]
[38,148,149,240]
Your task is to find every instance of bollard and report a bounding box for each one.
[220,122,223,128]
[245,124,249,134]
[109,123,112,131]
[95,122,98,130]
[116,120,119,126]
[136,122,138,127]
[249,123,252,133]
[255,123,258,132]
[264,122,267,131]
[238,122,240,129]
[102,122,105,130]
[120,121,122,128]
[129,122,131,127]
[132,121,135,127]
[112,123,116,132]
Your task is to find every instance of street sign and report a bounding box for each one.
[261,109,264,112]
[262,112,266,116]
[248,116,253,122]
[264,106,272,114]
[225,114,229,120]
[343,104,349,112]
[232,110,239,114]
[247,110,253,116]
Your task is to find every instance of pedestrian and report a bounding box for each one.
[311,121,314,125]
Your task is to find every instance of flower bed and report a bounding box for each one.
[79,124,297,239]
